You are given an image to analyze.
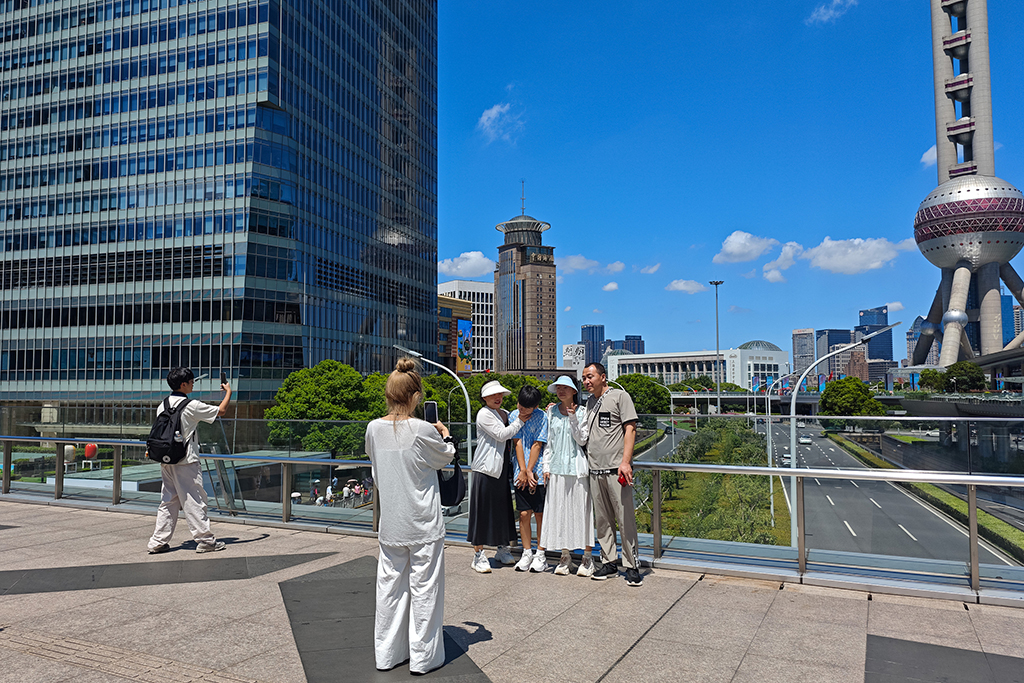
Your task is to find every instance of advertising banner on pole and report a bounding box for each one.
[751,376,760,394]
[818,375,826,393]
[455,319,473,373]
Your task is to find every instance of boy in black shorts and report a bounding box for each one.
[509,385,549,573]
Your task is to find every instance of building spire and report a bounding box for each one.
[520,179,525,215]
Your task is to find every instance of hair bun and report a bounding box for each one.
[395,358,417,373]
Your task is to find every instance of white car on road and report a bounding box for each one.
[798,435,812,445]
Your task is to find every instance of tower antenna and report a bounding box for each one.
[520,179,525,215]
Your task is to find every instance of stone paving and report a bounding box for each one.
[2,499,1024,683]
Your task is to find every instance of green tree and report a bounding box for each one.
[819,376,888,431]
[918,368,945,392]
[945,361,986,392]
[616,374,670,429]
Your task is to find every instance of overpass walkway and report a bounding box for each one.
[2,499,1023,683]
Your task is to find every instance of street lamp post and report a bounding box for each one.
[787,322,899,547]
[446,385,461,424]
[650,379,677,454]
[765,373,797,527]
[393,344,473,463]
[709,280,724,415]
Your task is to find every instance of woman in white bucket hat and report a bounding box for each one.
[539,375,595,576]
[466,380,524,573]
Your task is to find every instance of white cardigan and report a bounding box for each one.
[472,407,523,475]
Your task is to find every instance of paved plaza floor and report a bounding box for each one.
[1,499,1024,683]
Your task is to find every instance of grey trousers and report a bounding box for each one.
[590,472,639,570]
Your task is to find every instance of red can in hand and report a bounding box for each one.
[618,473,629,486]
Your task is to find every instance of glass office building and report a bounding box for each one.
[0,0,438,404]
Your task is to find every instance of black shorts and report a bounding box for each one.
[515,484,546,513]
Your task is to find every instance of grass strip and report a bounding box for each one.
[828,432,1024,564]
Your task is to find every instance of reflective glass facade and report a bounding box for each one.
[0,0,437,402]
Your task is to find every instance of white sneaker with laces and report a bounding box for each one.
[529,549,548,573]
[471,550,491,574]
[515,549,533,572]
[494,546,515,566]
[554,553,572,576]
[576,556,595,578]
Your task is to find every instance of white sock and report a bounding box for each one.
[583,549,592,560]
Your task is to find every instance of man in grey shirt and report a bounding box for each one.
[581,362,642,586]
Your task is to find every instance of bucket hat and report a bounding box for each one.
[480,380,512,398]
[547,375,578,395]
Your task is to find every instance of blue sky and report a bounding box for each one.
[435,1,1024,359]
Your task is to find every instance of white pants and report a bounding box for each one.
[148,460,216,549]
[375,539,445,674]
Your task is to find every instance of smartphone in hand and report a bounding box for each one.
[424,401,438,424]
[220,371,228,384]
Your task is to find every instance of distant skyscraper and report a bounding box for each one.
[1015,305,1024,338]
[816,329,851,376]
[494,214,557,372]
[623,335,645,355]
[791,329,815,376]
[438,280,494,372]
[856,306,893,361]
[0,0,439,404]
[580,325,605,367]
[1002,293,1015,346]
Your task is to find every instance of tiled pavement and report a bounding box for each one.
[1,499,1024,683]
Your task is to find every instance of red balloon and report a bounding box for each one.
[84,443,98,459]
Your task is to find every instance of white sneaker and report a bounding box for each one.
[471,550,491,574]
[494,545,515,566]
[515,549,533,572]
[554,553,572,576]
[529,549,548,573]
[576,556,595,578]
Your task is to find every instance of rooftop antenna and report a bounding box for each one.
[520,179,525,215]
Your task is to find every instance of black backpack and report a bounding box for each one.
[146,397,193,464]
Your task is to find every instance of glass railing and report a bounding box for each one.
[3,408,1024,599]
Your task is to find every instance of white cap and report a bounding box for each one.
[481,380,512,398]
[547,375,578,395]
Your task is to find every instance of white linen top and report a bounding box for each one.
[543,405,588,476]
[156,393,220,465]
[365,417,456,546]
[472,407,523,474]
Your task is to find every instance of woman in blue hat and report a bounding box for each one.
[540,375,595,576]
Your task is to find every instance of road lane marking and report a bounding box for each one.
[850,481,859,488]
[826,495,835,506]
[814,479,820,485]
[844,520,857,537]
[869,498,882,509]
[829,447,835,452]
[898,524,918,542]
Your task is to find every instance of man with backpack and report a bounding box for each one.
[146,367,232,554]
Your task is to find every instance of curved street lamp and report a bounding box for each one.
[649,378,677,454]
[709,280,724,415]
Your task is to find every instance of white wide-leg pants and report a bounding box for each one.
[148,460,216,549]
[375,538,445,674]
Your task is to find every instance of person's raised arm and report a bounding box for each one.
[568,405,588,446]
[217,382,232,417]
[477,407,523,441]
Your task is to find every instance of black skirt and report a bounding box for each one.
[466,443,516,547]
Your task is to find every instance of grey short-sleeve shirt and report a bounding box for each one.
[584,388,639,470]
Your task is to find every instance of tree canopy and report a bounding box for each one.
[944,361,987,392]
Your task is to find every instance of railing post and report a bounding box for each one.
[796,475,806,576]
[652,469,663,560]
[968,483,980,592]
[112,445,122,505]
[54,442,65,500]
[282,462,292,523]
[2,440,12,494]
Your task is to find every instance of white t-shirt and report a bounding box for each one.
[156,393,220,464]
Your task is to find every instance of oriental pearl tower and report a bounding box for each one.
[912,0,1024,367]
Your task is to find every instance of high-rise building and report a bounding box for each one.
[0,0,438,405]
[437,295,471,373]
[846,348,869,382]
[580,324,605,367]
[438,280,494,372]
[791,328,815,376]
[910,0,1024,366]
[494,214,556,372]
[855,306,892,361]
[623,335,645,355]
[1002,293,1015,346]
[1015,305,1024,338]
[816,329,851,376]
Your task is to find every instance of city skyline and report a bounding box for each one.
[436,2,1024,358]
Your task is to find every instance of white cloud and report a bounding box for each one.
[593,309,603,314]
[801,237,916,275]
[607,261,625,274]
[558,254,600,274]
[729,305,753,314]
[564,306,571,312]
[741,269,757,279]
[713,230,779,264]
[438,251,495,278]
[602,282,619,292]
[764,242,804,271]
[556,275,564,284]
[640,263,661,274]
[476,102,524,143]
[886,301,905,312]
[665,279,708,294]
[995,141,1005,152]
[921,145,937,167]
[806,0,858,25]
[764,269,787,283]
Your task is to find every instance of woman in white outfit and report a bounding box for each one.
[365,358,456,674]
[540,375,595,576]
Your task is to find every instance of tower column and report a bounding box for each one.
[912,287,945,365]
[931,0,959,182]
[965,0,995,176]
[939,261,972,366]
[978,261,1003,355]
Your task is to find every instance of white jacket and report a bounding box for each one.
[472,407,523,475]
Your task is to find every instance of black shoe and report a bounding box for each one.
[148,543,170,554]
[624,568,643,586]
[591,562,618,581]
